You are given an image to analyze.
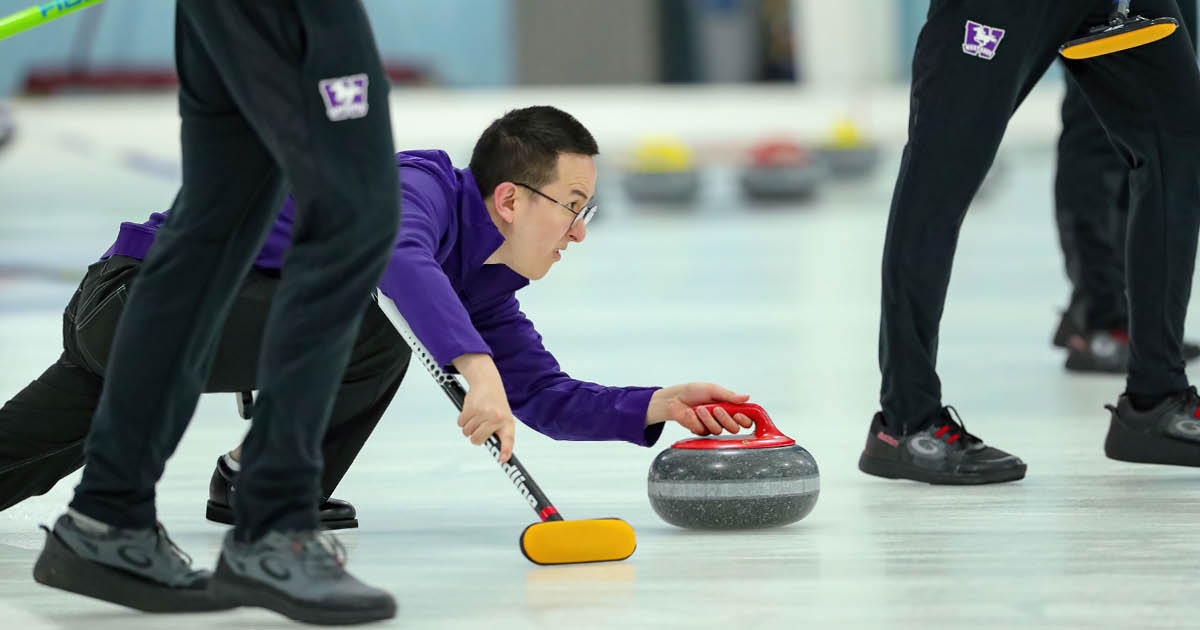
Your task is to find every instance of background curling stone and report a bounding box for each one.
[647,403,819,530]
[814,118,880,179]
[740,138,821,200]
[622,137,700,203]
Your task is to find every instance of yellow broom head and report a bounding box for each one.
[1060,17,1177,60]
[519,518,636,565]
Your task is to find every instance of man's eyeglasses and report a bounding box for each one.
[515,182,597,228]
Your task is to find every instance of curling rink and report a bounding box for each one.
[3,88,1200,629]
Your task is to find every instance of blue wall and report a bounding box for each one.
[0,0,512,96]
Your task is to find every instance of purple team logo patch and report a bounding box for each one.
[962,20,1005,60]
[318,73,369,121]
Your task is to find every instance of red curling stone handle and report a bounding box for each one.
[677,403,796,449]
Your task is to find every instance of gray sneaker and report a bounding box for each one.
[33,512,232,612]
[209,530,396,625]
[1106,387,1200,466]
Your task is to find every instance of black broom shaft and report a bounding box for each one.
[437,377,563,522]
[372,292,563,522]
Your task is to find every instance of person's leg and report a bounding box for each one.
[0,250,367,520]
[0,255,143,511]
[1090,0,1196,334]
[1053,0,1200,371]
[68,3,287,531]
[865,2,1103,484]
[39,3,397,619]
[160,1,400,622]
[13,254,382,526]
[0,358,99,511]
[318,302,410,497]
[194,268,272,528]
[879,1,1080,428]
[204,274,410,530]
[198,1,400,542]
[1068,0,1200,466]
[32,244,252,610]
[1066,0,1200,400]
[1108,0,1194,348]
[1106,0,1195,352]
[1054,73,1129,334]
[204,281,409,499]
[39,0,287,606]
[1053,77,1134,374]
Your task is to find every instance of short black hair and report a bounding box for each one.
[469,106,599,199]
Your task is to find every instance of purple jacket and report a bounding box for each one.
[103,150,663,446]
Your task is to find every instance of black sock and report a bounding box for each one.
[1127,392,1170,412]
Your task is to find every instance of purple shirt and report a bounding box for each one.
[103,150,663,447]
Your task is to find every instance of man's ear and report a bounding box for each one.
[493,182,519,223]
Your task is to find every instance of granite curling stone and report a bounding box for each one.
[648,403,819,529]
[622,137,700,203]
[740,138,821,200]
[813,118,880,179]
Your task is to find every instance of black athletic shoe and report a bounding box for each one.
[33,513,232,612]
[1105,387,1200,467]
[1053,313,1200,365]
[206,456,358,530]
[1064,330,1130,374]
[858,407,1026,485]
[210,529,396,625]
[1051,309,1075,349]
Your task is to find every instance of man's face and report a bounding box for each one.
[506,153,596,280]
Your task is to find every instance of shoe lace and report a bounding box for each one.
[153,522,195,569]
[290,531,347,578]
[934,406,981,446]
[1181,386,1200,414]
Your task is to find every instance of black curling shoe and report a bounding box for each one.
[206,456,359,530]
[858,407,1026,485]
[1105,387,1200,467]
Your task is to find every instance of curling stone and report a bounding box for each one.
[814,118,880,179]
[647,403,819,530]
[740,138,821,200]
[622,137,700,203]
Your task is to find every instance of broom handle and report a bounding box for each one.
[372,291,564,522]
[0,0,106,41]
